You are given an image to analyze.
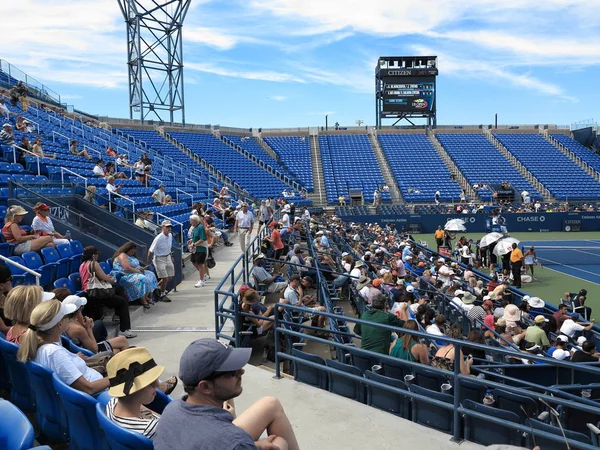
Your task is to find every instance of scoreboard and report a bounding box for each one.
[375,57,438,126]
[382,77,435,113]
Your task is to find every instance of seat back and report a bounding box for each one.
[42,247,70,279]
[458,378,487,405]
[325,358,365,403]
[462,399,522,446]
[292,348,327,389]
[95,403,153,450]
[525,418,592,449]
[492,388,538,422]
[68,273,82,291]
[0,398,35,450]
[60,334,94,357]
[70,240,84,256]
[54,277,75,294]
[21,251,44,270]
[364,370,410,419]
[56,243,73,259]
[380,356,412,381]
[52,373,109,450]
[408,384,454,434]
[0,338,35,412]
[26,361,69,443]
[41,247,60,263]
[412,365,449,392]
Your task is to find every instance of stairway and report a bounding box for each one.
[309,134,327,207]
[254,135,280,161]
[542,131,600,182]
[483,129,554,201]
[426,128,477,201]
[367,131,404,203]
[214,131,301,192]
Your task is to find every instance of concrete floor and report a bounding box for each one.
[128,232,484,450]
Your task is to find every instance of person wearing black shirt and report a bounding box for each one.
[571,341,600,363]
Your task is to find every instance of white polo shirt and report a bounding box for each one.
[235,210,254,228]
[560,319,585,337]
[149,232,173,257]
[93,165,104,176]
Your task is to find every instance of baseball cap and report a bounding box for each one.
[556,335,569,343]
[406,285,414,293]
[160,220,172,227]
[35,203,50,211]
[62,295,87,309]
[534,315,549,324]
[577,336,587,346]
[179,339,251,386]
[552,349,570,361]
[372,279,383,288]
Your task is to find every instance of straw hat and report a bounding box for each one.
[107,347,164,397]
[356,276,371,290]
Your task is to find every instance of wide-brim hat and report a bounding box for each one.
[528,297,545,309]
[503,304,520,322]
[461,292,476,304]
[107,347,164,398]
[356,276,371,290]
[12,206,28,216]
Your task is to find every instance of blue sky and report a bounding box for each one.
[4,0,600,128]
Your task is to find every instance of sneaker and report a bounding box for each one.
[203,274,211,281]
[224,242,233,246]
[195,280,205,288]
[160,295,172,302]
[119,330,137,339]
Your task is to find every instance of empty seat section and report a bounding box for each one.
[436,133,541,201]
[263,136,313,192]
[494,133,600,200]
[318,135,390,204]
[550,133,600,173]
[378,134,462,202]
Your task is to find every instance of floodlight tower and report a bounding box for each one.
[117,0,191,125]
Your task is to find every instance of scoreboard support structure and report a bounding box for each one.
[375,56,438,129]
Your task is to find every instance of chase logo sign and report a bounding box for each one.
[516,215,545,222]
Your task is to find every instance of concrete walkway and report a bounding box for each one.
[128,232,483,449]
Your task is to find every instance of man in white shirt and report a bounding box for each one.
[152,185,167,205]
[280,205,291,228]
[560,318,594,338]
[148,220,175,302]
[93,160,105,177]
[0,99,11,120]
[233,202,254,253]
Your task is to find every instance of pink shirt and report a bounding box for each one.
[79,261,92,291]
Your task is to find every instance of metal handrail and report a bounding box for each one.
[83,144,102,159]
[0,254,40,285]
[175,188,193,204]
[12,145,41,175]
[51,130,70,144]
[60,167,87,189]
[153,212,183,243]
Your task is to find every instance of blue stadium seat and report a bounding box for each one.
[462,399,522,446]
[68,273,82,292]
[95,402,153,450]
[21,251,57,289]
[364,370,410,419]
[0,338,35,412]
[325,358,366,403]
[41,247,70,279]
[7,256,37,285]
[408,384,454,434]
[54,277,75,294]
[291,348,327,389]
[0,398,36,450]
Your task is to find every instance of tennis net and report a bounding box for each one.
[527,246,600,266]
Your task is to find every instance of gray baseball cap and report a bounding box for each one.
[179,339,251,386]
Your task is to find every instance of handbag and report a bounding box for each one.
[87,261,115,300]
[84,350,113,376]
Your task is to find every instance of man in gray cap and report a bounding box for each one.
[154,339,299,450]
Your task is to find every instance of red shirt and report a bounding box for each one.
[271,230,283,250]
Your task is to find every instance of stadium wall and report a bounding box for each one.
[337,212,600,233]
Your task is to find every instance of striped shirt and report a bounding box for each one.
[106,397,160,439]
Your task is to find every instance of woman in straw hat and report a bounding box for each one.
[106,347,164,438]
[2,205,54,255]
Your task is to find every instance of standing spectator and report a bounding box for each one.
[434,189,441,205]
[434,225,444,250]
[134,157,146,185]
[188,215,208,288]
[152,185,167,205]
[353,294,405,355]
[3,205,54,255]
[0,99,12,120]
[83,185,97,204]
[31,202,70,246]
[510,243,524,288]
[264,222,284,259]
[233,202,254,253]
[69,140,92,160]
[256,200,271,235]
[148,221,175,302]
[154,339,299,450]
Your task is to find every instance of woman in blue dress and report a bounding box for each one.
[112,242,159,308]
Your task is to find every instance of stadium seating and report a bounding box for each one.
[171,132,310,204]
[319,134,390,204]
[550,133,600,173]
[263,136,314,192]
[378,134,462,202]
[0,398,36,450]
[436,133,542,201]
[494,133,600,199]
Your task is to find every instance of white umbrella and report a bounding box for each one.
[445,218,465,226]
[480,232,504,248]
[493,237,520,256]
[444,222,466,232]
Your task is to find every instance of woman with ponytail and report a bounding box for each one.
[17,299,110,395]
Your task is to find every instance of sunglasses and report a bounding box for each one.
[205,370,239,381]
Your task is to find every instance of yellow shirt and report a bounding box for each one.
[434,229,445,239]
[510,248,524,263]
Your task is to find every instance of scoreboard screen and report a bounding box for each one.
[382,76,435,114]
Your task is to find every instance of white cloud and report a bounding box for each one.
[185,27,244,50]
[270,96,288,101]
[186,62,305,83]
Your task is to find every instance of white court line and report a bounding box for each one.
[541,264,600,287]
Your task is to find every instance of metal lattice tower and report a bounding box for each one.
[117,0,191,124]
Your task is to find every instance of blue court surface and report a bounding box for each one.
[520,239,600,285]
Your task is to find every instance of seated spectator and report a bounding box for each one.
[93,160,106,177]
[354,294,405,355]
[152,185,167,205]
[106,176,125,197]
[106,146,117,157]
[154,339,299,450]
[31,202,70,246]
[143,211,159,233]
[0,123,15,145]
[20,136,32,152]
[83,185,97,204]
[15,116,28,132]
[282,274,326,330]
[135,211,151,230]
[250,254,287,294]
[431,324,473,375]
[0,99,11,120]
[79,246,136,338]
[163,195,176,205]
[552,303,570,331]
[105,161,128,179]
[62,294,129,354]
[240,287,275,334]
[69,139,92,160]
[116,153,131,168]
[426,314,446,337]
[17,299,110,395]
[32,137,54,158]
[112,242,159,307]
[3,205,54,255]
[571,341,600,362]
[390,319,429,364]
[205,216,233,247]
[4,286,54,344]
[560,318,594,338]
[551,338,570,361]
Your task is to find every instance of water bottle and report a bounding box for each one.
[65,230,71,241]
[483,390,495,406]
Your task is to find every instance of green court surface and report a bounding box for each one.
[418,231,600,321]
